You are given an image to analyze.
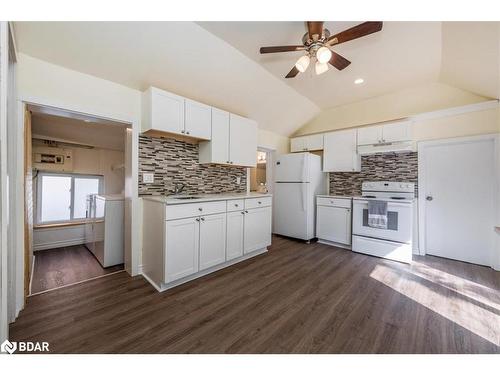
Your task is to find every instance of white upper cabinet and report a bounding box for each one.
[143,87,185,135]
[229,114,257,167]
[381,120,412,143]
[200,108,230,164]
[290,134,324,152]
[185,99,211,140]
[357,126,382,146]
[142,87,211,140]
[199,111,257,167]
[357,120,412,145]
[323,129,361,172]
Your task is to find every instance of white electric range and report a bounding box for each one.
[352,181,415,264]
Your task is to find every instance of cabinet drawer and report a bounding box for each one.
[245,196,272,209]
[166,201,226,220]
[226,199,244,212]
[317,197,351,208]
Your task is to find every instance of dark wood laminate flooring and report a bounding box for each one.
[12,236,500,353]
[31,245,124,294]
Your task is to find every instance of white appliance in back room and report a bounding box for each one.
[352,181,415,263]
[274,153,326,241]
[85,194,125,267]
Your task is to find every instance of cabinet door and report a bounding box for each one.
[151,89,185,135]
[316,206,351,245]
[306,134,324,151]
[226,210,245,261]
[290,137,307,152]
[165,217,199,282]
[244,206,272,254]
[229,114,257,167]
[382,121,411,143]
[185,99,212,140]
[357,126,382,145]
[210,108,230,164]
[323,129,360,172]
[199,213,227,270]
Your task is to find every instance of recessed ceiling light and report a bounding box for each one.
[354,78,364,85]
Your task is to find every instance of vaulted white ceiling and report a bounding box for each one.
[13,21,499,137]
[198,21,443,109]
[13,21,319,136]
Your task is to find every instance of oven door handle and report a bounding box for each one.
[354,199,412,208]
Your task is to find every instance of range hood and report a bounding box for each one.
[357,140,415,155]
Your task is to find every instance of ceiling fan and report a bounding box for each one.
[260,21,383,78]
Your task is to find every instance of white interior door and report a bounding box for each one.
[421,136,496,266]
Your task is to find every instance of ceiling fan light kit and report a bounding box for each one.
[315,61,329,75]
[260,21,383,78]
[316,46,332,64]
[295,55,310,73]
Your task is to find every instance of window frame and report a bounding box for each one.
[36,171,104,225]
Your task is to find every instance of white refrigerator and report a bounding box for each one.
[85,194,124,267]
[273,153,327,241]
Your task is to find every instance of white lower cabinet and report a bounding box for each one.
[165,217,200,282]
[244,206,272,254]
[199,213,227,270]
[142,196,272,292]
[226,211,245,261]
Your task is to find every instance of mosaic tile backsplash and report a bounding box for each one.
[329,151,418,197]
[139,135,247,196]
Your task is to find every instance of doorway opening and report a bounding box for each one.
[249,147,275,194]
[25,104,129,295]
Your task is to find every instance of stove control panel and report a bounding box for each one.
[362,181,415,193]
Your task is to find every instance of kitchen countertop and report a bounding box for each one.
[142,192,272,205]
[316,194,353,199]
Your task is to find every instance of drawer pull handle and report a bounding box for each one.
[198,208,203,211]
[200,217,205,221]
[245,210,249,213]
[195,218,200,222]
[235,204,239,207]
[258,201,262,204]
[241,211,245,215]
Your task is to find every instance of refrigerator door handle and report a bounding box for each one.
[301,154,307,182]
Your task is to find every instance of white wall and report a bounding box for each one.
[14,53,142,323]
[33,225,85,251]
[295,82,490,136]
[31,142,125,252]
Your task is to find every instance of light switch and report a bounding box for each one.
[236,177,241,185]
[143,173,154,184]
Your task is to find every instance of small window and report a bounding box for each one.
[36,172,104,224]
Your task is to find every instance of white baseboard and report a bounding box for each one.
[34,238,86,251]
[141,247,268,293]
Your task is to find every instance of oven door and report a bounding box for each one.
[352,199,413,244]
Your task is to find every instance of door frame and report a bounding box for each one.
[12,96,140,321]
[417,133,499,269]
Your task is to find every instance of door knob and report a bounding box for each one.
[426,196,433,201]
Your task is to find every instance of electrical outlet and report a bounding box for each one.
[143,173,154,184]
[236,177,241,185]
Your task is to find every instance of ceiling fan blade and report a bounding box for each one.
[328,51,351,70]
[326,21,383,46]
[307,21,324,40]
[285,66,300,78]
[260,45,305,54]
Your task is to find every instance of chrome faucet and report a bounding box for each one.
[173,183,185,195]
